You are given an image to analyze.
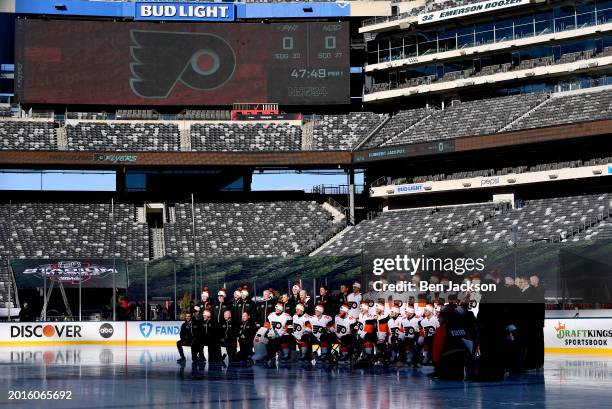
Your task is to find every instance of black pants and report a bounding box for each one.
[266,335,292,357]
[478,326,506,381]
[524,326,544,369]
[207,342,223,361]
[222,338,238,362]
[238,340,253,361]
[176,340,198,360]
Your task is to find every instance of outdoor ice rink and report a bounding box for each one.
[0,346,610,409]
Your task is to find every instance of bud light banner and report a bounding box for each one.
[135,2,235,21]
[11,259,128,289]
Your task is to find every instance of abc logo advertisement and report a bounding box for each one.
[1,323,123,344]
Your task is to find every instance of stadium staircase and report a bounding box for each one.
[0,259,18,311]
[149,228,166,260]
[301,120,315,150]
[179,125,191,151]
[354,115,391,150]
[309,198,349,256]
[498,94,552,132]
[380,110,435,147]
[56,126,68,150]
[309,225,354,256]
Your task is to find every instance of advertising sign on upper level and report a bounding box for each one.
[135,2,235,21]
[418,0,529,25]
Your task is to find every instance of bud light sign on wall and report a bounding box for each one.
[135,2,235,21]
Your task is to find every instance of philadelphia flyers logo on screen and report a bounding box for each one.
[129,30,236,98]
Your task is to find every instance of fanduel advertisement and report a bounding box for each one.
[11,259,128,289]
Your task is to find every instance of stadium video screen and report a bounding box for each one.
[14,19,350,105]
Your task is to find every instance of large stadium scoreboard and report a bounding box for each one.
[15,19,350,106]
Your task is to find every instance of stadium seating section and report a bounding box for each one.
[363,108,431,149]
[507,89,612,131]
[0,120,56,151]
[177,110,231,120]
[66,122,181,151]
[368,93,548,147]
[317,203,505,255]
[191,123,302,151]
[0,87,610,151]
[450,194,612,245]
[116,109,160,120]
[0,203,149,260]
[0,202,149,308]
[164,201,343,258]
[1,192,612,307]
[312,113,387,150]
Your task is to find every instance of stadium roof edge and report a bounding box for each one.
[11,0,391,20]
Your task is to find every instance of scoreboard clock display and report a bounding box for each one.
[15,20,350,106]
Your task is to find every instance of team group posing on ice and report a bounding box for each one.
[178,280,479,379]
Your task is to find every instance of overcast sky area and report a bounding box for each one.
[0,170,364,192]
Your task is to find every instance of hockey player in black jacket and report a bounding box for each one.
[213,288,230,323]
[219,310,238,363]
[256,289,276,327]
[176,313,200,364]
[200,309,222,362]
[238,311,257,363]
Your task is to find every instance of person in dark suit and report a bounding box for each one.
[213,288,230,323]
[285,284,301,316]
[299,290,315,315]
[238,311,257,363]
[201,309,222,362]
[219,310,238,363]
[335,284,349,312]
[526,275,545,369]
[231,288,243,325]
[176,313,199,363]
[256,289,276,327]
[476,270,506,381]
[239,287,256,319]
[500,276,522,373]
[316,285,336,316]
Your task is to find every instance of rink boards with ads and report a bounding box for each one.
[1,319,611,353]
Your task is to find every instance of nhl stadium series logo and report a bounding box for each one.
[22,260,119,285]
